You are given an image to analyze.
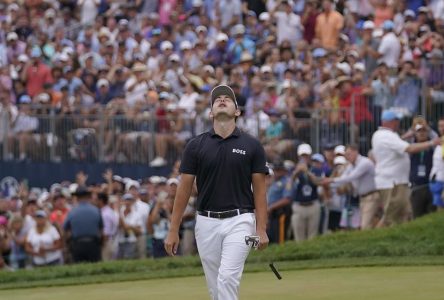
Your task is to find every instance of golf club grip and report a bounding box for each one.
[269,263,282,280]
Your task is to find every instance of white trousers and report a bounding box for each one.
[195,213,256,300]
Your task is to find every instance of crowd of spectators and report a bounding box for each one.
[0,0,444,164]
[0,115,443,269]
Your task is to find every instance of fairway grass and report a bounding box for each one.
[1,266,442,300]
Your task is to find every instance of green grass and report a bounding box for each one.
[1,266,443,300]
[0,212,443,290]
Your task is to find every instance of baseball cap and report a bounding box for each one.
[354,62,365,72]
[31,47,42,58]
[122,193,134,201]
[203,65,215,73]
[382,20,394,31]
[159,92,171,100]
[167,178,179,186]
[297,143,312,156]
[18,94,32,104]
[97,78,109,88]
[160,41,173,51]
[6,32,18,41]
[334,145,346,155]
[313,48,327,58]
[210,85,238,108]
[169,53,180,62]
[334,156,347,165]
[216,33,228,42]
[180,40,192,50]
[336,62,351,75]
[18,54,29,63]
[260,65,272,73]
[126,180,140,191]
[362,20,375,30]
[232,24,245,35]
[404,9,415,18]
[311,153,325,163]
[34,210,47,218]
[196,25,207,33]
[415,124,425,131]
[381,110,401,121]
[259,12,270,21]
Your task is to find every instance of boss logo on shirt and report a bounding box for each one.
[232,148,246,155]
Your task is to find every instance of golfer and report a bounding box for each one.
[164,85,269,300]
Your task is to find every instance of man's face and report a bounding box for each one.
[415,127,428,142]
[344,148,358,163]
[323,149,334,162]
[211,95,238,119]
[322,0,332,11]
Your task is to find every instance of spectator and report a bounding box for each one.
[97,192,118,261]
[117,193,142,260]
[147,191,172,258]
[21,47,53,98]
[376,20,401,69]
[8,215,27,269]
[408,122,434,218]
[429,117,444,212]
[371,110,441,227]
[272,0,303,47]
[315,0,344,50]
[25,210,63,267]
[323,144,380,229]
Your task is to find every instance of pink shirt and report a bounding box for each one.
[158,0,177,25]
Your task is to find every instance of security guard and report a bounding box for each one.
[267,160,291,244]
[164,85,269,300]
[64,186,103,263]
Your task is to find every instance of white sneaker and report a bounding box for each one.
[149,156,167,167]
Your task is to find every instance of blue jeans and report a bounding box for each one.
[429,181,444,207]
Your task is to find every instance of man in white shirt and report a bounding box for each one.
[429,118,444,211]
[272,0,303,46]
[127,181,150,258]
[376,20,401,69]
[371,110,440,226]
[323,144,380,229]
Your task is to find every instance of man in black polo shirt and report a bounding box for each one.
[164,85,269,300]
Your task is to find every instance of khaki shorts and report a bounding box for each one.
[378,184,412,226]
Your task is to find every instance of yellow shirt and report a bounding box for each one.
[315,11,344,50]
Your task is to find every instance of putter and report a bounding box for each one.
[269,262,282,280]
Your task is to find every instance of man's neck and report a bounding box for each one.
[213,120,236,139]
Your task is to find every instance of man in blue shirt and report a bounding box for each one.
[267,160,291,244]
[64,186,103,263]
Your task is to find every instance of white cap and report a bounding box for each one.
[232,24,245,35]
[125,180,140,192]
[180,40,192,50]
[336,62,351,75]
[59,53,69,62]
[45,8,56,18]
[98,27,111,38]
[334,156,347,165]
[18,54,28,63]
[281,79,293,89]
[203,65,215,73]
[260,65,272,73]
[404,9,415,18]
[6,32,18,41]
[160,41,173,51]
[196,25,207,33]
[334,145,346,155]
[347,50,359,58]
[259,12,270,21]
[167,178,180,186]
[37,93,50,103]
[97,78,109,88]
[216,33,228,42]
[7,3,19,11]
[363,20,375,30]
[354,62,365,72]
[169,53,180,62]
[62,47,75,56]
[192,0,203,6]
[297,143,312,156]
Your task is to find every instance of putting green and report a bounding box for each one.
[2,266,442,300]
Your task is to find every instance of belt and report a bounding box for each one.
[198,209,254,219]
[360,190,377,198]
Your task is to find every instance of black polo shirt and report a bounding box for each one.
[179,127,268,211]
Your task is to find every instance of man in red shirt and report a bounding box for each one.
[21,47,53,98]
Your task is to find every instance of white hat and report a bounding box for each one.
[167,178,180,186]
[18,54,28,63]
[59,53,69,62]
[260,65,272,73]
[334,156,347,165]
[281,79,293,89]
[6,32,18,41]
[216,33,228,42]
[259,12,270,21]
[45,8,56,18]
[334,145,346,155]
[160,41,173,51]
[363,20,375,30]
[98,27,111,38]
[37,93,50,103]
[354,62,365,72]
[62,47,75,56]
[203,65,215,73]
[232,24,245,35]
[336,62,351,75]
[192,0,203,7]
[347,50,359,58]
[97,78,109,88]
[7,3,19,11]
[297,143,312,156]
[404,9,415,18]
[169,53,180,62]
[196,25,207,33]
[125,180,140,192]
[180,40,192,50]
